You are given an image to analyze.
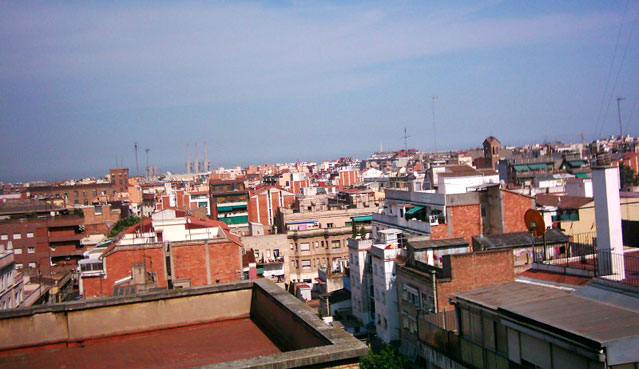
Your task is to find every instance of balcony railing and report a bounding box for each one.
[373,213,431,234]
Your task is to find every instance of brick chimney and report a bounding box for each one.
[592,153,625,280]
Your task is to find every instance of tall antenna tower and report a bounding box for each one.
[431,96,438,152]
[403,127,411,152]
[145,148,150,178]
[134,142,140,176]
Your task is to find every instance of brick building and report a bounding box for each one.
[209,178,249,234]
[27,168,129,206]
[80,209,242,298]
[0,216,86,276]
[247,186,295,234]
[337,170,361,190]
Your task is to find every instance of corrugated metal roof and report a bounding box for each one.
[454,281,639,345]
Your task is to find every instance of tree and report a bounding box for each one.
[360,343,409,369]
[109,216,141,238]
[619,163,638,189]
[359,225,367,240]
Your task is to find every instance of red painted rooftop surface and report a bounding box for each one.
[518,269,592,286]
[0,318,280,369]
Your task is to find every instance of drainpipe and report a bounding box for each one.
[431,270,438,314]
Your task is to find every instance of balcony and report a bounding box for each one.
[384,189,445,206]
[373,213,431,235]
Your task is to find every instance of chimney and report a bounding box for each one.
[592,152,625,280]
[248,262,258,280]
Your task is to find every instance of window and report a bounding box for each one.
[14,248,22,255]
[28,262,36,268]
[74,191,78,197]
[50,246,56,251]
[331,240,341,249]
[300,243,310,251]
[92,190,97,196]
[13,233,21,240]
[402,285,419,306]
[95,205,103,215]
[15,263,23,270]
[254,250,260,258]
[27,247,35,254]
[273,249,280,258]
[301,260,311,269]
[327,223,334,228]
[0,235,7,240]
[321,241,325,248]
[290,243,294,250]
[26,232,34,238]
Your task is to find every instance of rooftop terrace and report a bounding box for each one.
[0,279,367,369]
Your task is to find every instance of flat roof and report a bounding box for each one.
[473,229,568,249]
[409,237,468,249]
[0,318,280,369]
[454,281,639,345]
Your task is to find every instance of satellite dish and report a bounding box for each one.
[524,209,546,237]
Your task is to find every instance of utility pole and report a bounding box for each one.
[134,142,140,177]
[145,148,150,178]
[617,97,625,139]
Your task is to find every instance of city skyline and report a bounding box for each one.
[2,1,639,182]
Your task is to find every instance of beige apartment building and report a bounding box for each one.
[277,206,373,282]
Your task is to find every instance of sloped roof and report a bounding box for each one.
[535,194,593,209]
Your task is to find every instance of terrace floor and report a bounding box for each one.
[0,318,281,369]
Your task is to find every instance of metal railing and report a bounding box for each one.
[540,234,639,286]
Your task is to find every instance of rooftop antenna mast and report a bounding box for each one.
[145,148,150,178]
[134,142,140,177]
[431,96,438,153]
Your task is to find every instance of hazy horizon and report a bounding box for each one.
[2,1,638,183]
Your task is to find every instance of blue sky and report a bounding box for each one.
[1,1,638,181]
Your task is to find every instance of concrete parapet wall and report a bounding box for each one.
[0,282,252,351]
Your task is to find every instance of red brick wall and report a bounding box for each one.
[82,247,166,298]
[83,241,241,297]
[436,249,514,311]
[173,244,208,286]
[209,242,242,283]
[502,190,532,233]
[431,204,481,244]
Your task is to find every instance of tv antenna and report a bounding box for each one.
[134,142,140,176]
[145,148,150,178]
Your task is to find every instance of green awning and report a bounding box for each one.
[512,165,530,172]
[256,266,264,275]
[217,204,247,212]
[567,160,587,168]
[352,215,373,222]
[220,215,248,225]
[405,205,425,216]
[528,163,548,170]
[575,173,589,178]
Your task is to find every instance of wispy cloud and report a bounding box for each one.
[0,1,626,112]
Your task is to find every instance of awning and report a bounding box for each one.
[575,173,589,178]
[512,165,530,172]
[405,205,425,215]
[220,215,248,225]
[285,220,319,225]
[528,163,548,170]
[351,215,373,222]
[567,160,587,168]
[217,204,247,212]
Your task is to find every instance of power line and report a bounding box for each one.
[594,0,630,138]
[597,0,638,138]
